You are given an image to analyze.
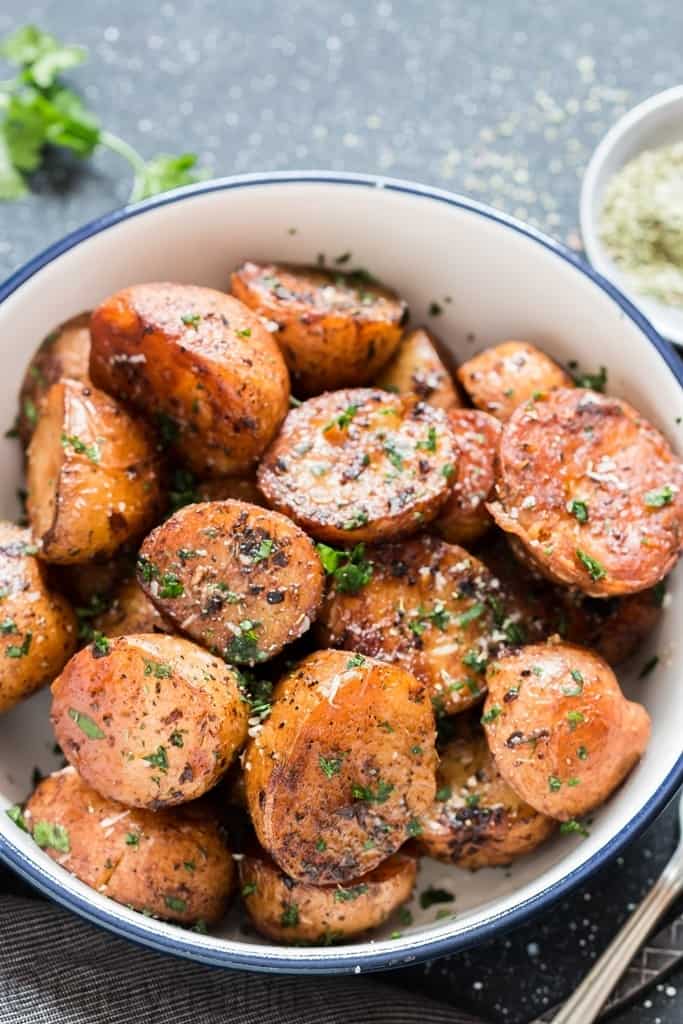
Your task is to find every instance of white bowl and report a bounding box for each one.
[581,85,683,345]
[0,172,681,974]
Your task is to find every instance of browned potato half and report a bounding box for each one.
[24,767,234,925]
[240,846,416,944]
[137,500,324,665]
[93,577,174,637]
[245,649,436,884]
[482,641,651,820]
[196,475,265,506]
[258,389,457,544]
[419,714,555,868]
[27,379,162,565]
[317,534,518,717]
[0,523,77,714]
[51,634,249,808]
[52,555,132,608]
[231,261,407,395]
[489,388,683,596]
[17,313,91,446]
[374,327,461,410]
[457,341,573,420]
[90,283,290,476]
[433,410,501,545]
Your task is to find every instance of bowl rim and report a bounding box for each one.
[0,169,682,974]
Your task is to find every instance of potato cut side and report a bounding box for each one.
[374,327,461,411]
[457,340,573,420]
[434,409,501,545]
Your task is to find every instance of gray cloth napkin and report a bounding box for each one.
[0,893,483,1024]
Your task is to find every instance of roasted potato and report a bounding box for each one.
[258,389,458,544]
[240,845,416,943]
[195,475,265,506]
[51,634,249,808]
[489,388,683,596]
[418,714,555,868]
[0,523,77,714]
[457,341,573,420]
[137,500,324,665]
[93,577,174,637]
[374,327,461,410]
[231,261,407,395]
[17,313,91,446]
[90,283,290,476]
[433,410,501,545]
[482,641,651,820]
[317,534,518,716]
[245,649,436,884]
[52,555,133,608]
[24,767,234,925]
[27,379,162,564]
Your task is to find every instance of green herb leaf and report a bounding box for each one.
[142,746,168,773]
[280,903,299,927]
[560,818,590,837]
[6,804,28,831]
[68,708,104,739]
[334,884,369,903]
[164,895,187,913]
[568,499,589,523]
[33,819,70,852]
[576,548,606,581]
[644,485,675,508]
[133,153,201,201]
[351,779,394,804]
[319,754,344,778]
[419,887,454,910]
[6,631,31,658]
[481,705,501,724]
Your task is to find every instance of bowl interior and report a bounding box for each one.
[581,86,683,345]
[0,176,681,971]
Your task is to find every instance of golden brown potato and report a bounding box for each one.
[317,534,518,717]
[196,475,265,506]
[137,500,324,665]
[433,410,501,545]
[418,714,555,868]
[0,523,77,714]
[51,634,249,809]
[93,577,174,637]
[27,379,162,565]
[17,313,91,446]
[240,846,416,944]
[90,283,290,477]
[231,261,407,396]
[52,555,132,609]
[258,389,457,544]
[374,327,461,410]
[245,649,436,884]
[457,341,573,420]
[489,388,683,596]
[24,767,234,925]
[482,641,651,821]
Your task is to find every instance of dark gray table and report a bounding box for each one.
[1,2,682,1021]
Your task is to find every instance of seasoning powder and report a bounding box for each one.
[599,141,683,307]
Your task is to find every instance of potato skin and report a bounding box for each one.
[51,634,249,809]
[457,341,572,420]
[231,261,406,396]
[137,500,324,665]
[482,641,651,820]
[258,389,458,544]
[317,534,515,716]
[196,475,266,507]
[240,846,416,944]
[434,410,501,545]
[0,523,77,714]
[93,577,174,637]
[27,379,163,565]
[245,649,436,884]
[90,284,290,476]
[418,715,555,868]
[374,328,461,410]
[489,388,683,596]
[18,313,91,446]
[25,767,234,925]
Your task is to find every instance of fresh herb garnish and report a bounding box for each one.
[226,620,261,663]
[568,499,589,523]
[548,775,562,792]
[567,710,585,731]
[576,548,606,581]
[334,884,369,903]
[572,365,607,392]
[351,779,394,804]
[68,708,104,739]
[32,820,70,852]
[415,426,437,452]
[481,705,502,724]
[91,631,110,658]
[419,887,453,910]
[143,659,172,678]
[6,631,31,658]
[644,485,675,508]
[181,313,201,328]
[280,903,299,927]
[142,746,168,773]
[324,404,358,433]
[346,653,366,669]
[319,754,344,778]
[159,573,184,599]
[164,895,187,913]
[560,818,590,837]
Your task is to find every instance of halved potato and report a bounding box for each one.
[137,500,324,665]
[482,641,651,820]
[433,409,501,545]
[17,312,91,446]
[231,261,407,395]
[51,633,249,808]
[489,388,683,595]
[374,327,461,410]
[258,389,457,544]
[27,379,162,564]
[245,649,436,884]
[240,845,416,943]
[24,767,234,925]
[457,341,572,420]
[0,522,77,714]
[90,283,290,476]
[419,714,555,868]
[93,577,174,637]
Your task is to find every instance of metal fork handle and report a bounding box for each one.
[549,850,683,1024]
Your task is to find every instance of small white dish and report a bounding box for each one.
[580,85,683,346]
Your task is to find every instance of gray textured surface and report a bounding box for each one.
[1,2,683,1023]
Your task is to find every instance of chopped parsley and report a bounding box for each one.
[341,510,369,531]
[324,404,358,433]
[68,708,104,739]
[159,573,184,599]
[560,818,590,837]
[169,731,184,747]
[319,754,344,778]
[226,620,261,663]
[568,499,589,523]
[562,669,584,696]
[61,433,100,463]
[351,779,394,804]
[419,887,453,910]
[384,441,405,470]
[481,705,502,724]
[33,820,70,852]
[181,313,201,327]
[91,632,110,658]
[241,882,257,897]
[577,745,589,760]
[576,548,606,581]
[334,884,369,903]
[250,538,275,563]
[280,903,299,927]
[346,653,366,669]
[142,746,168,773]
[436,785,452,802]
[0,618,16,634]
[235,327,252,338]
[548,775,562,792]
[237,671,273,721]
[441,463,455,479]
[454,603,485,627]
[567,710,585,731]
[6,805,27,831]
[125,832,140,846]
[573,365,607,392]
[6,632,31,658]
[415,426,437,452]
[164,895,187,912]
[405,817,423,837]
[143,659,172,678]
[644,485,675,508]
